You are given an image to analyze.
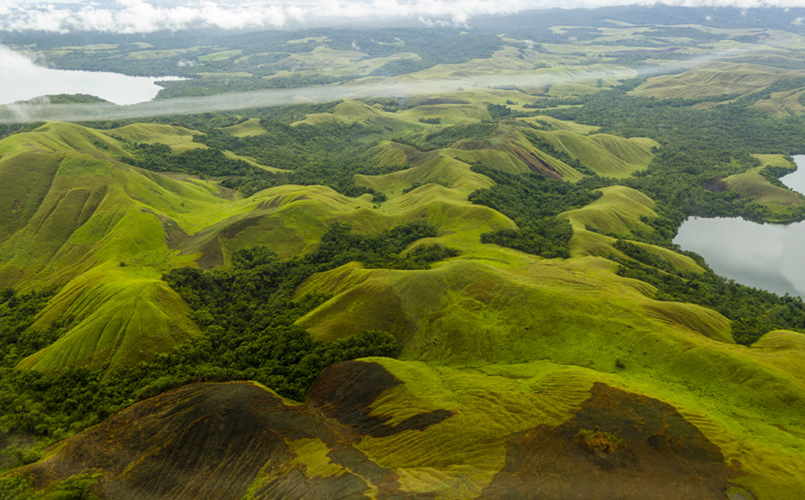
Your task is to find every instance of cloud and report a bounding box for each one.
[0,0,523,33]
[1,0,804,34]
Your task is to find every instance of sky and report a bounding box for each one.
[1,0,804,33]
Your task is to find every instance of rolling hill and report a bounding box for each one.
[5,11,805,499]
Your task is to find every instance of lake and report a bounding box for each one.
[0,45,178,106]
[674,155,805,297]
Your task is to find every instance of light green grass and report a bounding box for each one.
[17,267,199,373]
[561,185,657,237]
[724,165,804,218]
[536,130,658,177]
[126,48,197,60]
[0,122,127,158]
[108,123,205,153]
[522,115,600,134]
[198,49,242,62]
[296,253,805,497]
[355,153,495,196]
[0,151,61,243]
[221,118,266,137]
[631,62,787,99]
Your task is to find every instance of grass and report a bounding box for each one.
[355,358,600,499]
[521,115,600,135]
[265,46,420,78]
[355,152,495,196]
[220,118,266,137]
[723,156,805,219]
[293,100,420,135]
[0,122,127,158]
[198,49,242,62]
[725,168,804,211]
[0,151,62,243]
[295,251,805,497]
[750,89,805,116]
[561,185,657,237]
[535,130,657,178]
[558,186,705,273]
[288,438,348,478]
[17,268,199,373]
[631,63,787,100]
[3,107,805,498]
[108,123,206,153]
[126,48,197,60]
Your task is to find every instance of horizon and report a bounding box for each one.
[2,1,805,34]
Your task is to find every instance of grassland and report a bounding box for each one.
[6,18,805,498]
[631,63,790,100]
[3,104,804,499]
[721,154,805,221]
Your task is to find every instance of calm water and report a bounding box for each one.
[0,45,178,106]
[674,155,805,297]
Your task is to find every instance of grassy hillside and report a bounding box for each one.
[291,253,805,497]
[631,63,789,100]
[6,27,805,497]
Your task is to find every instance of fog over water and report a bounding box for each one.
[0,45,179,106]
[674,156,805,298]
[0,37,767,124]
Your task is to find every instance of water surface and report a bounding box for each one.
[0,45,178,106]
[674,155,805,297]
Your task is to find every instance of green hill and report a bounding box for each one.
[2,81,805,500]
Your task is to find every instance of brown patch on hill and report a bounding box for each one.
[195,236,225,269]
[308,361,453,437]
[477,382,741,500]
[219,215,262,239]
[506,145,563,179]
[141,209,189,249]
[15,368,737,500]
[403,147,440,167]
[18,362,451,500]
[21,383,326,500]
[702,178,728,192]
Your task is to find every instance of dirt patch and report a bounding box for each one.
[478,382,741,500]
[141,209,189,249]
[220,215,262,239]
[195,236,224,269]
[309,361,453,437]
[508,145,563,179]
[702,178,728,192]
[21,383,305,500]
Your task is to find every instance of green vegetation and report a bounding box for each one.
[5,9,805,498]
[575,425,626,453]
[546,84,805,224]
[0,474,101,500]
[189,119,396,197]
[126,142,258,177]
[613,246,805,345]
[0,288,62,367]
[399,123,498,151]
[0,222,456,450]
[469,165,601,257]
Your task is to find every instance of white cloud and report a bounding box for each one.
[0,0,804,33]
